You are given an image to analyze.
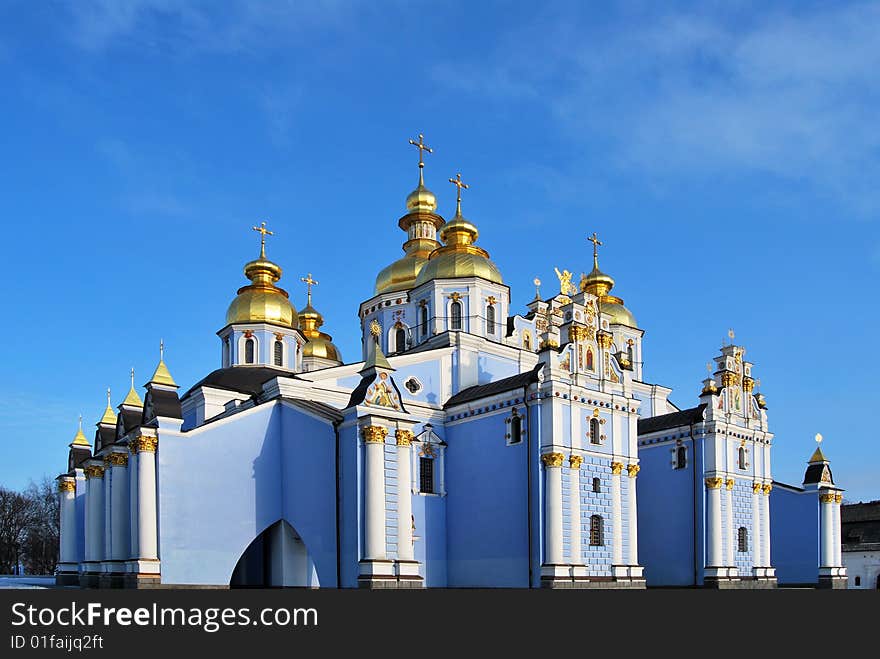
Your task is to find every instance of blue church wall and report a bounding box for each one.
[577,456,614,573]
[384,441,399,559]
[770,486,818,585]
[637,441,697,586]
[157,402,338,586]
[412,493,447,587]
[392,361,442,407]
[730,480,753,574]
[529,401,543,588]
[75,479,86,562]
[338,420,361,588]
[477,353,518,385]
[445,412,529,587]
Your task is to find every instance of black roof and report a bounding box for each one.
[94,426,115,453]
[119,408,142,435]
[142,387,182,424]
[842,502,880,548]
[346,372,376,409]
[444,363,544,408]
[183,366,297,399]
[637,404,707,435]
[803,463,834,486]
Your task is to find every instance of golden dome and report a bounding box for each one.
[299,302,341,363]
[70,416,90,448]
[597,295,637,327]
[375,254,430,294]
[226,256,298,328]
[98,388,117,425]
[580,264,616,297]
[413,206,503,287]
[405,183,437,213]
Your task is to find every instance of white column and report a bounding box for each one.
[751,483,762,568]
[819,492,835,568]
[611,462,624,566]
[627,465,639,565]
[103,459,112,561]
[543,453,564,566]
[569,456,583,566]
[761,484,772,567]
[58,478,78,566]
[128,449,139,560]
[135,437,158,560]
[832,494,842,567]
[363,426,387,560]
[724,480,734,567]
[396,430,414,562]
[706,477,723,568]
[110,453,130,562]
[85,465,105,565]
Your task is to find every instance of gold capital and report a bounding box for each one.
[569,455,584,470]
[108,452,129,467]
[84,465,105,480]
[132,436,158,453]
[396,429,415,447]
[541,452,565,468]
[819,492,836,504]
[627,464,641,479]
[762,483,773,495]
[752,482,763,494]
[611,462,624,475]
[58,480,76,493]
[834,493,843,504]
[725,478,735,491]
[596,331,614,350]
[705,477,724,490]
[363,426,388,444]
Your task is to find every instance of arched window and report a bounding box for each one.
[395,327,406,353]
[523,331,532,351]
[627,344,634,364]
[273,340,283,366]
[586,348,594,371]
[592,477,601,493]
[223,337,230,367]
[450,300,462,330]
[855,576,861,586]
[419,457,434,494]
[676,445,687,470]
[508,410,522,445]
[737,527,748,552]
[420,305,428,336]
[590,515,604,546]
[738,447,747,470]
[486,304,496,334]
[245,338,255,364]
[590,418,601,444]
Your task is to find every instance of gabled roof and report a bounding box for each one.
[142,388,183,424]
[444,363,543,408]
[183,366,297,399]
[637,404,707,435]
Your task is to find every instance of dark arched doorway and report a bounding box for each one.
[230,520,318,588]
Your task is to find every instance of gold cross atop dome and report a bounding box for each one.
[409,133,433,181]
[301,273,318,305]
[252,221,274,259]
[449,172,469,216]
[588,232,602,257]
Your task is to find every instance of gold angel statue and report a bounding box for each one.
[554,267,576,296]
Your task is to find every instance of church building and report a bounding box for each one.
[55,135,845,589]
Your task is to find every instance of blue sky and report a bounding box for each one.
[1,1,877,501]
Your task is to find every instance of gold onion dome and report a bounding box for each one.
[375,134,445,294]
[581,232,636,327]
[414,174,503,286]
[226,222,298,328]
[298,276,342,362]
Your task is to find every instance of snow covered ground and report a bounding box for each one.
[0,576,57,589]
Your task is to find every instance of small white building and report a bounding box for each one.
[842,501,880,589]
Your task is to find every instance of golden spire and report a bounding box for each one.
[809,433,828,463]
[98,387,117,425]
[71,414,90,447]
[122,367,144,407]
[149,339,178,387]
[301,273,318,307]
[449,172,469,218]
[580,232,615,297]
[409,133,433,187]
[252,221,274,259]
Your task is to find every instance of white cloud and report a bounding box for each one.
[433,3,880,215]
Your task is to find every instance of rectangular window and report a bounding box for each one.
[419,457,434,494]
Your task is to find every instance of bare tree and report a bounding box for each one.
[0,487,30,573]
[22,478,59,575]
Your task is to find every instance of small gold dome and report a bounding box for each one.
[580,265,616,297]
[226,257,298,328]
[414,210,503,286]
[597,295,637,327]
[405,183,437,213]
[300,303,341,362]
